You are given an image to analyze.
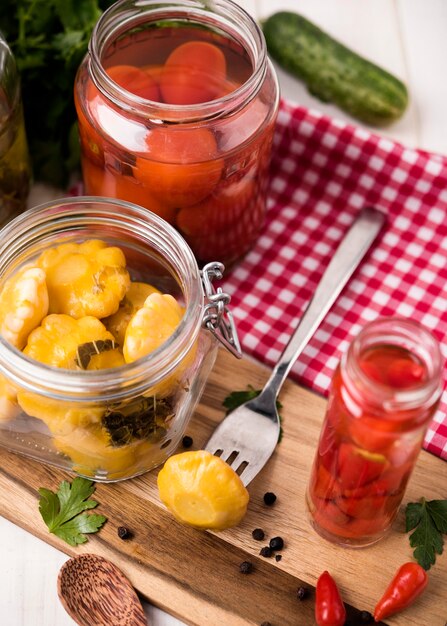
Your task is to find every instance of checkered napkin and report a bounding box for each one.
[222,99,447,461]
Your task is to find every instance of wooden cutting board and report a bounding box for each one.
[0,348,446,625]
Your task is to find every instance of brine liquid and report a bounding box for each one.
[76,24,277,266]
[0,95,31,225]
[307,344,434,547]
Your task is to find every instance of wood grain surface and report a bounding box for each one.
[0,349,446,625]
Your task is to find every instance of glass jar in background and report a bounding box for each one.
[0,32,31,224]
[306,318,443,547]
[74,0,279,267]
[0,197,240,481]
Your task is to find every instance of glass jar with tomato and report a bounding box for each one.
[306,317,443,547]
[74,0,279,267]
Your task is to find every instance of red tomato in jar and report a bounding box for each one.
[106,64,161,101]
[82,160,176,223]
[176,176,255,237]
[134,127,223,208]
[160,41,227,104]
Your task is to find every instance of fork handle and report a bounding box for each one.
[254,207,385,410]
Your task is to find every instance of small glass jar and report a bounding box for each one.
[74,0,279,266]
[306,317,443,547]
[0,32,31,224]
[0,197,240,481]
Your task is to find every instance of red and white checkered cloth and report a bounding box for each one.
[222,99,447,461]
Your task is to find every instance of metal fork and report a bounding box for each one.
[205,207,385,485]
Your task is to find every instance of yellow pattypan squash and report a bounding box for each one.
[53,425,154,478]
[0,265,49,349]
[37,239,130,319]
[123,292,196,398]
[17,314,124,434]
[0,374,19,423]
[22,313,123,369]
[104,281,160,345]
[157,450,249,530]
[123,292,184,362]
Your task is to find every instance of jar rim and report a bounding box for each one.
[88,0,268,122]
[0,196,203,401]
[342,316,444,413]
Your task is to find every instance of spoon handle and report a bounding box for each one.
[258,207,385,405]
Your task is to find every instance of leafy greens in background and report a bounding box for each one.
[1,0,115,186]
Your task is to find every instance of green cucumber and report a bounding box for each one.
[262,11,408,126]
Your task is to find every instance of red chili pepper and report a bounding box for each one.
[374,562,428,621]
[315,570,346,626]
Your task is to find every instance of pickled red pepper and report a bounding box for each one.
[306,319,443,547]
[373,562,428,621]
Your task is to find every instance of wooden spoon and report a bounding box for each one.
[58,553,148,626]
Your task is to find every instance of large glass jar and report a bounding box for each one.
[74,0,279,267]
[0,32,31,224]
[306,318,443,547]
[0,197,239,481]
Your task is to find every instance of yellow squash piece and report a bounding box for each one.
[123,292,194,398]
[53,425,153,478]
[22,314,121,369]
[37,239,130,319]
[0,374,19,423]
[17,314,123,434]
[104,281,160,345]
[0,265,49,349]
[123,292,183,362]
[157,450,249,530]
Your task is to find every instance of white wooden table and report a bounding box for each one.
[1,1,446,624]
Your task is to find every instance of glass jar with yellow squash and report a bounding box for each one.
[0,197,240,481]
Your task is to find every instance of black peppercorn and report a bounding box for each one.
[275,554,282,562]
[117,526,132,540]
[239,560,253,574]
[182,435,193,448]
[260,546,273,558]
[263,492,277,506]
[252,528,265,541]
[260,622,273,626]
[359,610,373,623]
[297,586,309,600]
[269,536,284,551]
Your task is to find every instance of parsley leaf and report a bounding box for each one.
[38,477,107,546]
[222,385,284,442]
[405,497,447,570]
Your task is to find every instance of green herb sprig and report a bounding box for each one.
[222,384,284,442]
[1,0,115,186]
[405,497,447,570]
[38,477,107,546]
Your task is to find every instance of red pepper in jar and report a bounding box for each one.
[373,562,428,621]
[315,570,346,626]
